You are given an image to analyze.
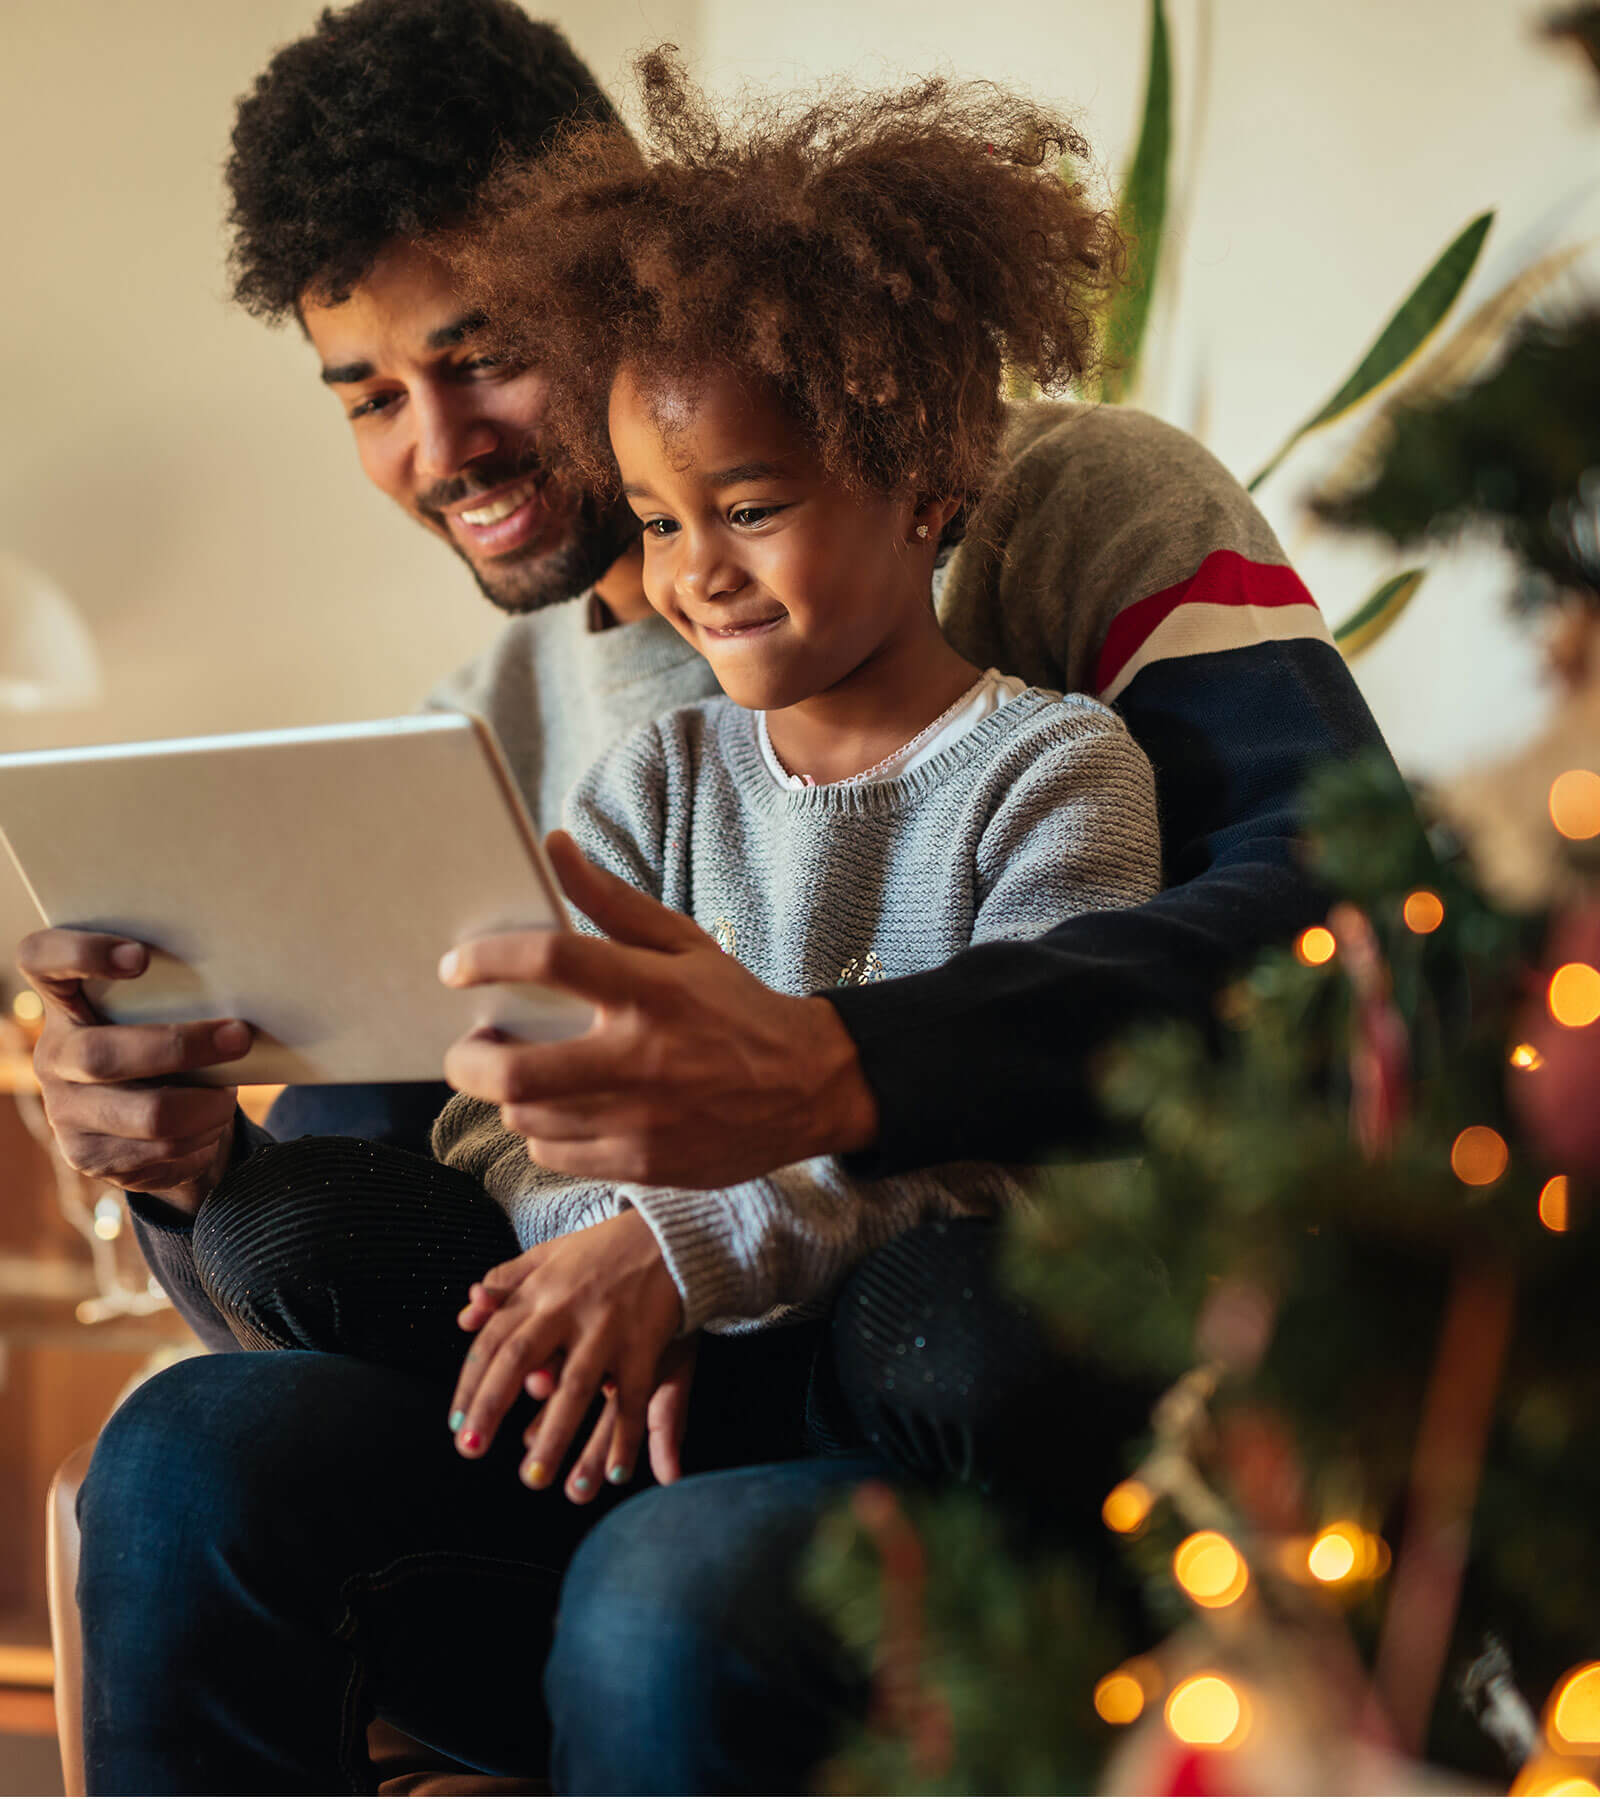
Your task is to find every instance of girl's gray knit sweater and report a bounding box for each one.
[433,686,1160,1332]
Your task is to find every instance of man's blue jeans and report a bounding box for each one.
[78,1348,885,1795]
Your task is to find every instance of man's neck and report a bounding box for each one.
[590,542,654,629]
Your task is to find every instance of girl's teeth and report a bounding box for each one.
[460,483,535,527]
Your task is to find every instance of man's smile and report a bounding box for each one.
[441,473,553,557]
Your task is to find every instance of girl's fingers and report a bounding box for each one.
[457,1282,504,1331]
[519,1346,608,1488]
[604,1377,649,1491]
[525,1357,562,1401]
[455,1314,558,1456]
[563,1392,619,1503]
[447,1298,523,1433]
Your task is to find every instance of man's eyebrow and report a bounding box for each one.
[320,360,374,387]
[426,310,488,350]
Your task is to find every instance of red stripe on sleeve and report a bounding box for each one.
[1092,550,1320,697]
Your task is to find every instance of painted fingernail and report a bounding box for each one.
[572,1474,592,1495]
[438,949,461,983]
[607,1464,631,1486]
[460,1429,483,1452]
[110,942,146,974]
[448,1410,465,1432]
[521,1459,549,1488]
[213,1021,250,1056]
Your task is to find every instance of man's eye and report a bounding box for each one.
[348,392,398,421]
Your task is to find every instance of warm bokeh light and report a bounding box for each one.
[1550,1662,1600,1752]
[1296,925,1336,966]
[1549,768,1600,840]
[1173,1532,1249,1608]
[1307,1524,1359,1583]
[1101,1478,1153,1535]
[1550,963,1600,1029]
[1165,1674,1248,1748]
[10,989,42,1022]
[1513,1764,1600,1799]
[1451,1125,1510,1187]
[1402,889,1445,933]
[1510,1042,1546,1071]
[1094,1671,1146,1725]
[1540,1175,1571,1234]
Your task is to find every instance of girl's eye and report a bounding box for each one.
[730,504,780,528]
[642,517,679,539]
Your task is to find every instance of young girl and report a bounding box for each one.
[419,53,1162,1496]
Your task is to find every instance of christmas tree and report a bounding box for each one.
[806,12,1600,1794]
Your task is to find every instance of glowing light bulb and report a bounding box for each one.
[1451,1125,1510,1187]
[1549,963,1600,1029]
[1510,1042,1546,1071]
[11,990,42,1022]
[92,1196,123,1242]
[1295,926,1336,967]
[1101,1478,1153,1536]
[1513,1757,1600,1797]
[1549,769,1600,840]
[1307,1524,1361,1583]
[1094,1671,1146,1725]
[1173,1532,1249,1608]
[1165,1674,1248,1748]
[1550,1662,1600,1752]
[1540,1175,1571,1234]
[1403,889,1445,934]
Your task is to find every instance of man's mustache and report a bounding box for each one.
[416,453,551,519]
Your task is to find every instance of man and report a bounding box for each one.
[21,0,1389,1789]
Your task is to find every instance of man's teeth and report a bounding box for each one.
[458,481,537,527]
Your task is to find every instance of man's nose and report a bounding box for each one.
[412,388,499,482]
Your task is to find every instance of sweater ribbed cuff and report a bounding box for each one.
[617,1183,759,1332]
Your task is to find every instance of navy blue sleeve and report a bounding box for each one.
[830,638,1390,1172]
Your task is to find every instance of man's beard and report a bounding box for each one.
[419,454,640,617]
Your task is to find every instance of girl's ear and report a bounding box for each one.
[908,494,965,545]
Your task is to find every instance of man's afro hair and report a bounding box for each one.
[226,0,617,320]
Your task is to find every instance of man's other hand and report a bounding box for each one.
[440,831,879,1188]
[17,930,251,1215]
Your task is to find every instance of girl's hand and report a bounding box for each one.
[448,1210,684,1496]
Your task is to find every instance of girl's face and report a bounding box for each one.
[608,363,947,712]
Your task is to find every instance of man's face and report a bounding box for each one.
[302,240,635,614]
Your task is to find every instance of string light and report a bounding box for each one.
[1513,1762,1600,1798]
[1295,926,1336,967]
[1094,1671,1146,1726]
[1549,963,1600,1029]
[1307,1524,1359,1583]
[1165,1674,1249,1748]
[1549,768,1600,840]
[1549,1662,1600,1753]
[1172,1532,1249,1608]
[11,990,41,1022]
[1101,1478,1153,1535]
[1540,1176,1571,1234]
[1451,1126,1510,1187]
[1402,889,1445,934]
[1510,1042,1546,1071]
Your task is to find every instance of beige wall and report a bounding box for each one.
[1,0,1591,785]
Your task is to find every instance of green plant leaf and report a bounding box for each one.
[1248,211,1494,492]
[1100,0,1172,404]
[1334,568,1425,660]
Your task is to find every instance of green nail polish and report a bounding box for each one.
[607,1464,630,1486]
[448,1410,465,1432]
[573,1475,592,1494]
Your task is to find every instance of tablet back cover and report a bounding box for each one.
[0,713,594,1084]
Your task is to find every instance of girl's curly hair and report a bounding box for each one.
[444,50,1121,529]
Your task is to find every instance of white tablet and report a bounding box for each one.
[0,711,594,1085]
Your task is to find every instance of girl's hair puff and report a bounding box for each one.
[444,48,1121,537]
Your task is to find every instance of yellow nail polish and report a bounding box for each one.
[521,1459,548,1488]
